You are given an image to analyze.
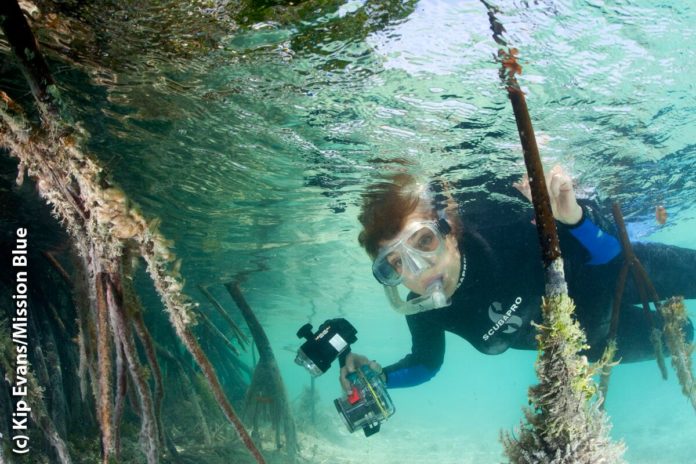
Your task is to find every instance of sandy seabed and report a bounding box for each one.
[290,415,502,464]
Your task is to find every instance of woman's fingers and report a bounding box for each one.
[513,174,532,202]
[515,165,581,224]
[548,166,582,224]
[548,168,564,214]
[339,367,352,393]
[339,352,370,393]
[368,360,383,374]
[548,167,563,197]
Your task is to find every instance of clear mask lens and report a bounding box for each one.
[406,226,440,253]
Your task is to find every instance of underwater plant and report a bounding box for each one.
[659,296,696,412]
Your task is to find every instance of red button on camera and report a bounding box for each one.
[347,387,360,404]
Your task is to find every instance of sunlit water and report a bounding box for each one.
[2,0,696,462]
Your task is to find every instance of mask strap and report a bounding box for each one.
[437,215,451,236]
[428,180,452,236]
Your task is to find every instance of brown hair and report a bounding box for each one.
[358,173,461,258]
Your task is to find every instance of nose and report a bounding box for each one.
[402,252,436,276]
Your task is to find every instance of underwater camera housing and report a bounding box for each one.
[295,318,396,436]
[334,364,395,437]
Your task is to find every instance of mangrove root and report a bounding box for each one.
[501,294,626,463]
[225,281,298,460]
[480,3,625,461]
[198,284,249,348]
[612,203,668,380]
[0,2,265,461]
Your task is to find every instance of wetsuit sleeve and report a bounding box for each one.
[561,200,621,265]
[382,313,445,388]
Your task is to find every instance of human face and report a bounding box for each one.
[376,207,461,297]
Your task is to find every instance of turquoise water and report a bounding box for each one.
[3,0,696,462]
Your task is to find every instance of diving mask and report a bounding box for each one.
[372,219,453,315]
[372,220,448,286]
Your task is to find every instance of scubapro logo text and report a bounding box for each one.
[482,297,523,341]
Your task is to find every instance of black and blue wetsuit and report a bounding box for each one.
[382,199,696,388]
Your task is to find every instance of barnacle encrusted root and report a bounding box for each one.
[1,89,264,464]
[660,296,696,411]
[502,293,626,464]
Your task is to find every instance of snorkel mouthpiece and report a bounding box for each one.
[427,279,447,308]
[384,277,451,315]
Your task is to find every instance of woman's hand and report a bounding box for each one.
[513,165,583,226]
[339,352,384,393]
